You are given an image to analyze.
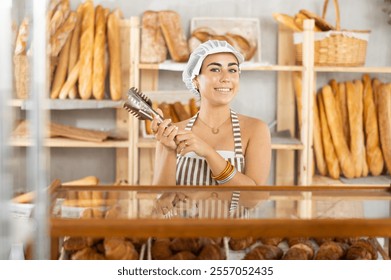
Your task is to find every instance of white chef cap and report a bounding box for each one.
[182,40,244,96]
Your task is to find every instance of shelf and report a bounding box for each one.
[312,175,391,187]
[11,99,123,110]
[10,137,130,148]
[137,135,303,150]
[139,61,304,72]
[314,66,391,73]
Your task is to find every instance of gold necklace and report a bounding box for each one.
[197,116,230,134]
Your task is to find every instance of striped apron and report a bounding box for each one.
[176,109,245,215]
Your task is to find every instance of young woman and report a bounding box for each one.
[151,40,271,215]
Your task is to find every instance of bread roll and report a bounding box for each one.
[313,91,327,176]
[282,246,310,260]
[63,236,88,251]
[50,33,71,99]
[151,238,173,260]
[50,11,77,57]
[78,1,94,100]
[378,83,391,174]
[347,80,365,177]
[243,244,283,260]
[322,85,355,178]
[197,243,225,260]
[361,74,384,176]
[92,5,109,100]
[67,5,82,99]
[315,241,345,260]
[71,247,105,260]
[14,17,29,55]
[104,238,139,260]
[107,9,122,101]
[228,237,255,251]
[170,251,197,260]
[140,10,167,63]
[258,237,283,247]
[158,10,189,62]
[318,92,340,179]
[170,238,202,253]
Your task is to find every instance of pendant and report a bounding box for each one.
[212,128,219,134]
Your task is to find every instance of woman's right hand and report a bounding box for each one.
[151,108,178,150]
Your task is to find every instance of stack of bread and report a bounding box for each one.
[46,0,123,100]
[143,98,199,136]
[140,10,190,63]
[293,72,391,179]
[150,237,225,260]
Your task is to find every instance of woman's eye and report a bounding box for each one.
[229,68,238,73]
[210,67,221,72]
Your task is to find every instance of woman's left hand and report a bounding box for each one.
[174,131,213,157]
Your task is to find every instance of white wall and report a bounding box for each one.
[12,0,391,189]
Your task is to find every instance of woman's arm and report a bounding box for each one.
[152,142,177,185]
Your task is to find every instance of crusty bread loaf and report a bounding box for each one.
[318,92,340,179]
[228,237,255,251]
[322,85,355,178]
[50,11,77,57]
[158,10,189,62]
[170,238,202,253]
[315,241,345,260]
[92,5,109,100]
[292,72,303,130]
[313,91,327,176]
[197,243,225,260]
[225,32,256,61]
[294,12,322,31]
[78,1,94,99]
[107,9,123,101]
[258,237,283,247]
[14,17,29,55]
[189,98,199,116]
[272,13,302,32]
[362,74,384,176]
[243,244,283,260]
[378,83,391,174]
[67,5,82,99]
[170,251,197,260]
[140,10,167,63]
[158,102,172,119]
[151,238,173,260]
[173,102,190,121]
[336,82,350,145]
[372,78,382,108]
[59,60,80,99]
[50,33,72,99]
[299,9,335,31]
[347,80,365,177]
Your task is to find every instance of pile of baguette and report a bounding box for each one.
[272,9,336,32]
[293,72,391,179]
[143,98,199,136]
[13,0,124,101]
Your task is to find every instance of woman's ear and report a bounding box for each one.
[192,78,199,90]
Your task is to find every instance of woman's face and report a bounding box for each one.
[194,52,240,106]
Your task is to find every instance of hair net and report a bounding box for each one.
[182,40,244,96]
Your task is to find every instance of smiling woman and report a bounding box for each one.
[151,40,271,216]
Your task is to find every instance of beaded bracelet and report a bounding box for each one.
[211,160,232,180]
[216,166,237,185]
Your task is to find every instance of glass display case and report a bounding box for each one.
[46,180,391,260]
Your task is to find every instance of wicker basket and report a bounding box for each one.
[294,0,370,66]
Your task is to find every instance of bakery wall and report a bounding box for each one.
[12,0,391,189]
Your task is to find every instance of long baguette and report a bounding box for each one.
[50,11,77,57]
[362,74,384,176]
[347,80,364,177]
[313,91,327,176]
[378,83,391,174]
[59,61,80,99]
[78,1,95,100]
[67,5,83,99]
[92,5,109,100]
[50,33,72,99]
[329,79,347,143]
[322,85,354,178]
[107,9,122,101]
[337,82,350,146]
[292,72,303,131]
[318,92,340,179]
[14,17,29,55]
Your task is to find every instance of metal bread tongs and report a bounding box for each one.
[123,87,165,124]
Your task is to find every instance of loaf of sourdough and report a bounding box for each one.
[362,74,384,176]
[107,9,123,101]
[140,10,167,63]
[377,83,391,174]
[78,1,94,99]
[92,5,109,100]
[158,10,189,62]
[318,92,340,179]
[322,85,355,178]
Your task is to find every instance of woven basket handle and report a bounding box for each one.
[322,0,341,30]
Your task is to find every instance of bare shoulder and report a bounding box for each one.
[173,119,190,130]
[237,114,269,136]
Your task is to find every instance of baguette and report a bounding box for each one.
[158,10,190,62]
[107,9,123,101]
[372,78,382,109]
[292,72,303,130]
[78,1,94,100]
[347,80,365,177]
[189,98,199,116]
[272,13,302,32]
[377,83,391,174]
[140,10,167,63]
[67,5,83,99]
[59,60,80,99]
[14,17,29,55]
[313,91,327,176]
[158,102,172,119]
[318,92,340,179]
[50,33,72,99]
[92,5,109,100]
[50,11,77,57]
[362,74,384,176]
[299,9,335,31]
[169,104,180,123]
[322,85,354,178]
[173,102,190,121]
[337,82,350,145]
